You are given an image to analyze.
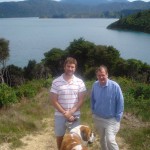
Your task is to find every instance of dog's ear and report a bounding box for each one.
[81,128,88,141]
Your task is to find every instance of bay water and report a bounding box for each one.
[0,17,150,67]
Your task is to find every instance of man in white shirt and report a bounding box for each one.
[50,57,86,150]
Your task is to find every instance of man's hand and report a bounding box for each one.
[64,111,76,122]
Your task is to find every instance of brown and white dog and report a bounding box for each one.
[60,125,95,150]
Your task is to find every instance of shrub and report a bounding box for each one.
[15,80,44,99]
[0,83,18,107]
[133,84,150,99]
[43,76,53,88]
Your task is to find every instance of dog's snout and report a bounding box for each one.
[89,132,95,143]
[88,141,93,144]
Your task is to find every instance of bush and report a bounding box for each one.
[0,83,18,107]
[15,80,44,99]
[43,76,53,88]
[133,85,150,99]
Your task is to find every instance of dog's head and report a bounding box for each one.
[70,125,95,145]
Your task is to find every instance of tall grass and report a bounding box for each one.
[0,88,53,148]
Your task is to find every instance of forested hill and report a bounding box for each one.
[107,10,150,33]
[0,0,150,18]
[61,0,128,5]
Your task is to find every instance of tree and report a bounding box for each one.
[33,63,50,79]
[114,58,128,77]
[66,38,95,76]
[24,60,37,80]
[4,65,24,87]
[0,38,9,83]
[126,59,143,79]
[42,48,65,76]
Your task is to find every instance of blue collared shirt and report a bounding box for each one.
[91,79,124,122]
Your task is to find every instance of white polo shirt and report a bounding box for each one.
[50,74,86,116]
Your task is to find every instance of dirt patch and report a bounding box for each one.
[0,118,57,150]
[0,117,130,150]
[16,118,57,150]
[123,112,150,128]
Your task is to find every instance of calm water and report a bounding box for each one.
[0,17,150,67]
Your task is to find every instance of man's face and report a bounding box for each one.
[96,68,108,85]
[64,63,76,76]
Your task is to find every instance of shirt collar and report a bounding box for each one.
[61,74,75,83]
[99,79,109,87]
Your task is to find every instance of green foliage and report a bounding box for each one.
[0,38,10,84]
[42,48,65,76]
[43,75,53,88]
[24,60,37,80]
[66,38,95,75]
[0,89,51,147]
[4,65,24,86]
[0,83,17,107]
[41,38,150,83]
[24,60,51,81]
[0,77,53,107]
[16,84,37,99]
[0,38,9,61]
[85,80,95,90]
[80,97,93,127]
[133,84,150,99]
[108,10,150,33]
[15,80,44,99]
[116,77,150,121]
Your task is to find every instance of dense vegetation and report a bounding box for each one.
[0,37,150,110]
[1,37,150,88]
[0,0,150,18]
[107,10,150,33]
[1,37,150,86]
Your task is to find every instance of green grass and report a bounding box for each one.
[0,88,53,148]
[119,127,150,150]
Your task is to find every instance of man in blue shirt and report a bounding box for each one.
[91,65,124,150]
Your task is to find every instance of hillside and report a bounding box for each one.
[107,10,150,33]
[61,0,128,5]
[0,0,150,18]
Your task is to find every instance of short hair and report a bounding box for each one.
[96,65,108,74]
[64,57,77,67]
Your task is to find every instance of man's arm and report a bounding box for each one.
[50,92,74,120]
[70,91,86,114]
[116,86,124,122]
[50,92,66,114]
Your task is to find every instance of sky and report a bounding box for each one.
[0,0,60,2]
[0,0,149,2]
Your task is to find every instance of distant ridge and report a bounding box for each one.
[0,0,150,18]
[61,0,128,5]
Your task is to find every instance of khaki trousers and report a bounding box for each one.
[93,114,120,150]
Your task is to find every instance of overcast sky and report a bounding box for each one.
[0,0,60,2]
[0,0,149,2]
